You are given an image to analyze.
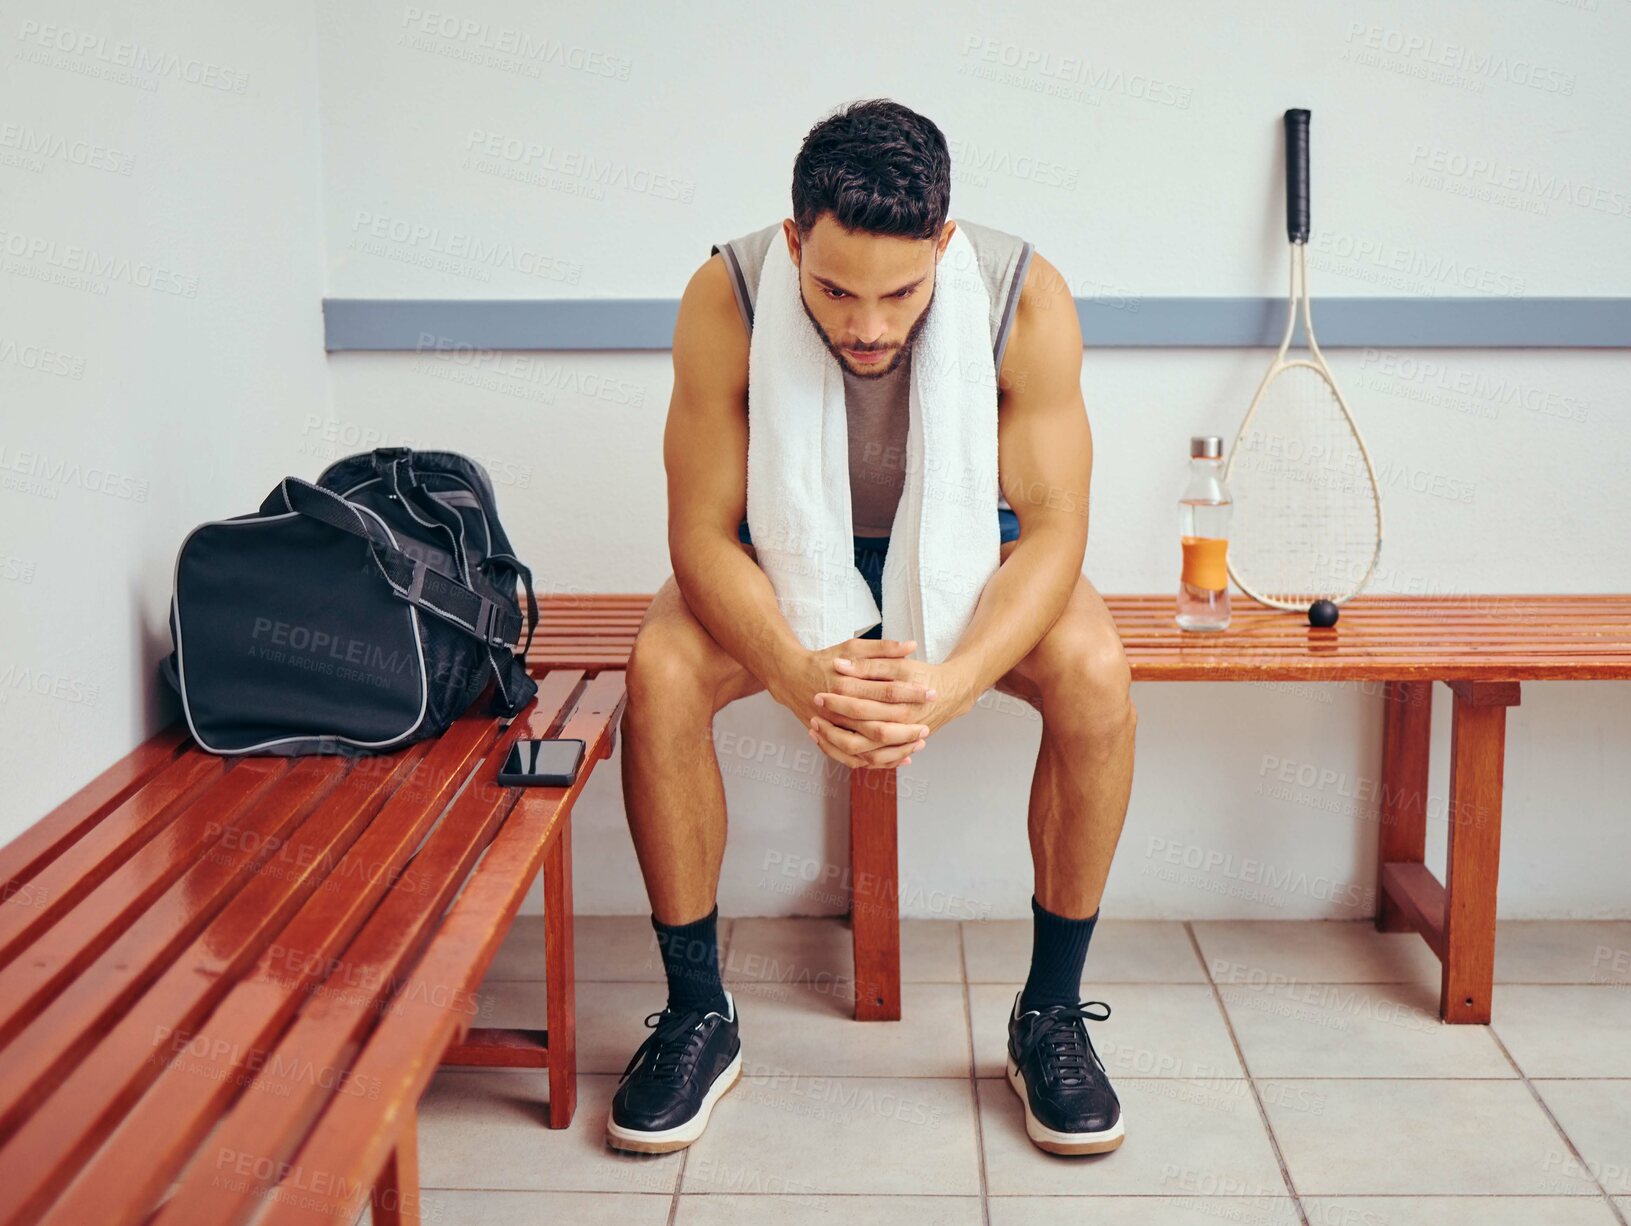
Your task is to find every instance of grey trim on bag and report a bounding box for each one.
[341,474,495,577]
[376,463,475,587]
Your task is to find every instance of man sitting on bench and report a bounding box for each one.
[607,98,1139,1158]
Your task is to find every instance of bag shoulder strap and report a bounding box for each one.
[270,477,522,649]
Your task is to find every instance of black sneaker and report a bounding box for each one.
[1005,991,1124,1155]
[606,990,742,1154]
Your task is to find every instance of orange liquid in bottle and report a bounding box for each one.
[1180,536,1229,592]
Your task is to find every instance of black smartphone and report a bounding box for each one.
[497,738,586,787]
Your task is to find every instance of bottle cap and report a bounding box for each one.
[1190,435,1223,459]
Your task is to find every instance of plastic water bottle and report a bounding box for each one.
[1176,435,1232,631]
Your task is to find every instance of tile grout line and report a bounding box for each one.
[442,1066,1620,1083]
[1483,1020,1629,1225]
[421,1184,1621,1199]
[666,1146,687,1225]
[520,974,1631,986]
[1184,921,1311,1226]
[959,921,994,1226]
[512,973,1631,986]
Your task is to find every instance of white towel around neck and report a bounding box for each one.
[744,225,1002,664]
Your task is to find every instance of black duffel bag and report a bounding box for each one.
[161,447,538,755]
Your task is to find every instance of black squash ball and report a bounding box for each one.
[1308,599,1339,628]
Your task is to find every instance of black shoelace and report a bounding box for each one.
[618,1005,715,1088]
[1017,1000,1111,1089]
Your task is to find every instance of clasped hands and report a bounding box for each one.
[769,638,974,770]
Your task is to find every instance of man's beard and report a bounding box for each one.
[799,280,937,380]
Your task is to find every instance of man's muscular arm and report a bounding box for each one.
[665,255,805,687]
[937,252,1093,713]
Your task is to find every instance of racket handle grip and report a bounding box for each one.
[1284,108,1311,243]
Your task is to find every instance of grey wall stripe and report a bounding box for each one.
[323,297,1630,351]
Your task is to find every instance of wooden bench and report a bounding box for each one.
[854,593,1631,1026]
[532,593,1631,1029]
[0,664,624,1226]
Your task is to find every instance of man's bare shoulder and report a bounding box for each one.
[1014,251,1077,329]
[682,253,743,319]
[1001,251,1083,392]
[673,254,749,388]
[678,254,746,347]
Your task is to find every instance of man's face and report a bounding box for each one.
[785,215,951,380]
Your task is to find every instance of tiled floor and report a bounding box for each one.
[418,917,1631,1225]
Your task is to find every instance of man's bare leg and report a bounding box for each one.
[991,548,1136,919]
[620,571,766,925]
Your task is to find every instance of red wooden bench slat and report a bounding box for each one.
[0,725,190,898]
[1153,618,1623,632]
[0,757,341,1136]
[0,754,228,968]
[0,744,431,1224]
[0,759,296,1045]
[23,705,527,1226]
[1105,593,1631,607]
[1118,621,1631,636]
[1128,661,1631,681]
[253,671,627,1226]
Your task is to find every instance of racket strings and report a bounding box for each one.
[1230,364,1380,606]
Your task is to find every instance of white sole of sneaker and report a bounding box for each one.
[605,1046,744,1154]
[1006,1054,1126,1155]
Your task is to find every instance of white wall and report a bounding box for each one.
[6,2,1627,920]
[0,2,333,836]
[315,1,1631,920]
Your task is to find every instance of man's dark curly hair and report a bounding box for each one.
[791,99,951,242]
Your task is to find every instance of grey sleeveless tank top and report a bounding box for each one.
[710,218,1033,535]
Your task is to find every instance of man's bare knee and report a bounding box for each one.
[627,579,762,719]
[1037,630,1135,741]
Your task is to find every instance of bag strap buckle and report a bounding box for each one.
[406,558,510,648]
[475,596,513,648]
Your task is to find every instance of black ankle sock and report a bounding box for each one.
[652,904,729,1015]
[1019,894,1099,1013]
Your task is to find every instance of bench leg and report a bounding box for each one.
[1376,681,1432,932]
[1440,680,1520,1024]
[850,766,901,1021]
[544,814,577,1127]
[372,1110,421,1225]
